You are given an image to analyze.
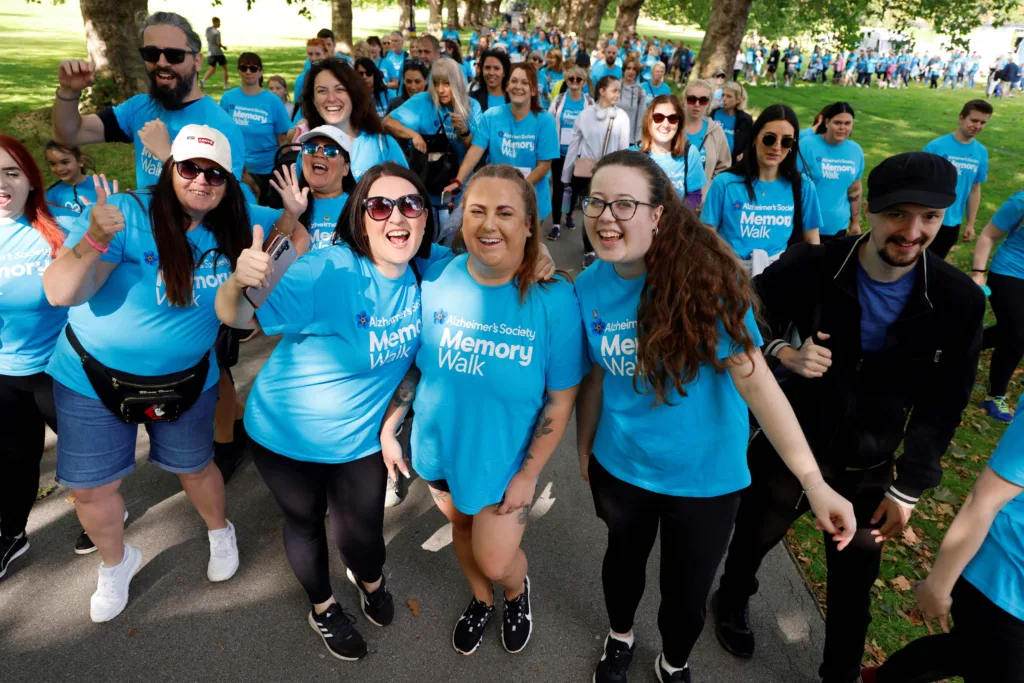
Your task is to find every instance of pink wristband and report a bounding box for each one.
[83,232,109,255]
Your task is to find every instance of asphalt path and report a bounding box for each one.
[1,224,827,683]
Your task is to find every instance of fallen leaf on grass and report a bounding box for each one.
[891,576,914,591]
[128,628,137,638]
[36,485,56,501]
[407,599,420,617]
[931,487,962,505]
[902,526,921,545]
[797,554,812,565]
[935,502,955,517]
[874,578,886,589]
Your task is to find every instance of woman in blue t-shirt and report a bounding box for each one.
[282,125,355,251]
[41,125,289,624]
[635,94,706,210]
[547,65,593,239]
[711,82,754,165]
[0,135,70,580]
[797,102,864,242]
[391,165,587,658]
[44,140,98,214]
[861,412,1024,683]
[575,150,855,683]
[971,191,1024,422]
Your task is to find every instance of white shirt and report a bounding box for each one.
[561,105,631,183]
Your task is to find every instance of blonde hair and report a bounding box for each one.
[429,57,471,122]
[684,78,715,118]
[564,64,587,83]
[545,48,563,71]
[353,40,372,60]
[722,81,747,110]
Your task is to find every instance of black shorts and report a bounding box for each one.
[208,54,227,67]
[214,324,242,372]
[424,478,450,493]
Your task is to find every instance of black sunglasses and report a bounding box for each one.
[685,95,710,106]
[363,195,426,221]
[138,46,197,65]
[567,76,584,83]
[238,64,261,73]
[175,160,228,186]
[760,133,796,149]
[651,113,680,125]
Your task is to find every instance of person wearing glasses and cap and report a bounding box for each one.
[41,124,288,624]
[52,11,247,191]
[712,151,986,683]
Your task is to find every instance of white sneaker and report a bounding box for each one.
[207,521,239,582]
[90,544,143,623]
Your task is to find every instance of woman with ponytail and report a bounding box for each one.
[0,135,71,580]
[574,150,856,683]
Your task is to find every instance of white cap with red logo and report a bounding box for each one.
[170,124,233,172]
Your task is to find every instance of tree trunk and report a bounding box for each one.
[614,0,644,44]
[79,0,149,102]
[330,0,353,54]
[399,1,411,34]
[428,0,443,34]
[693,0,753,78]
[446,0,460,30]
[485,0,501,24]
[577,0,613,47]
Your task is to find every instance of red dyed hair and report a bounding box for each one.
[0,135,65,257]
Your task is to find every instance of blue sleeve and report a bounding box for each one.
[273,96,291,135]
[45,185,62,206]
[923,138,939,155]
[687,145,707,191]
[293,72,306,107]
[700,176,724,227]
[991,194,1024,233]
[419,243,454,268]
[716,304,764,360]
[801,178,823,231]
[978,148,989,183]
[468,99,483,132]
[111,97,139,139]
[536,112,560,162]
[544,284,588,390]
[475,110,494,151]
[219,90,232,113]
[989,411,1024,487]
[255,257,316,335]
[390,93,429,132]
[855,144,865,180]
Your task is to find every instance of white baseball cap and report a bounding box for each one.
[170,124,233,172]
[297,125,353,155]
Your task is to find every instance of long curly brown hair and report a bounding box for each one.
[593,150,759,406]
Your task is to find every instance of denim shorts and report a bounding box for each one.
[53,381,219,489]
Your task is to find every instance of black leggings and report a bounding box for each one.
[571,175,594,253]
[249,437,387,605]
[926,224,960,260]
[550,156,572,226]
[589,457,741,668]
[877,578,1024,683]
[0,372,58,537]
[983,271,1024,396]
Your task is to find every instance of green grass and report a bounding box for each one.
[4,1,1023,673]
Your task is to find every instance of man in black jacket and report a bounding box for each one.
[713,152,986,683]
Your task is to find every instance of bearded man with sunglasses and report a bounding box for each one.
[53,11,247,191]
[712,152,986,683]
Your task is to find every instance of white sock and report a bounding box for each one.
[660,654,686,674]
[609,630,634,648]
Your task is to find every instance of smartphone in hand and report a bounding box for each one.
[243,234,298,308]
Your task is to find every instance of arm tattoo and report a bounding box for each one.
[71,244,82,259]
[519,452,534,473]
[430,488,448,503]
[517,506,530,525]
[532,417,554,440]
[392,378,416,407]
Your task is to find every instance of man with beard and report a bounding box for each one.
[712,152,986,683]
[52,11,246,189]
[589,43,624,94]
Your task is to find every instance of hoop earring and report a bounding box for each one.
[652,227,659,237]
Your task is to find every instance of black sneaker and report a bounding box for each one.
[0,535,29,580]
[452,597,494,655]
[547,225,561,240]
[654,654,691,683]
[583,252,597,268]
[502,575,532,653]
[307,603,367,661]
[214,440,244,484]
[565,214,576,230]
[712,589,755,658]
[593,634,634,683]
[346,568,394,626]
[75,509,129,555]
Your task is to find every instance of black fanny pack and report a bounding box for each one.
[65,326,209,424]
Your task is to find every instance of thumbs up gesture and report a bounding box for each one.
[86,174,125,246]
[234,225,273,289]
[781,331,833,379]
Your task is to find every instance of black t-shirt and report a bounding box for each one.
[767,49,780,68]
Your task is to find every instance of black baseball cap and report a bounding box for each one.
[867,152,957,214]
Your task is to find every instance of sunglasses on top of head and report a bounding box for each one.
[759,133,796,149]
[685,95,710,106]
[363,194,426,221]
[238,64,261,73]
[651,112,680,125]
[138,46,197,65]
[175,160,228,186]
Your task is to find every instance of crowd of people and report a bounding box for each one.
[2,9,1024,683]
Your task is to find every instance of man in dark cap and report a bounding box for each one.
[712,152,986,683]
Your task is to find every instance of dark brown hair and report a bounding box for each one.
[303,58,385,136]
[638,94,688,158]
[148,158,250,306]
[960,98,993,119]
[508,63,543,114]
[593,150,758,405]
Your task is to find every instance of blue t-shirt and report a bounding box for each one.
[990,191,1024,280]
[640,54,660,81]
[111,94,247,188]
[641,81,672,100]
[486,93,506,110]
[350,131,409,181]
[856,262,915,354]
[220,88,292,174]
[390,92,483,168]
[294,68,309,105]
[685,119,709,165]
[306,194,349,251]
[713,109,737,154]
[46,192,255,397]
[557,94,586,156]
[442,29,460,42]
[474,104,560,220]
[923,134,988,227]
[798,136,865,236]
[46,180,98,215]
[537,68,565,108]
[0,216,70,375]
[575,259,763,496]
[411,255,588,514]
[962,408,1024,620]
[246,243,448,463]
[647,147,706,198]
[701,172,823,259]
[591,61,624,84]
[381,51,406,98]
[799,127,817,141]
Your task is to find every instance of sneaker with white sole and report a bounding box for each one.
[502,575,533,653]
[207,521,239,582]
[346,568,395,626]
[0,534,29,580]
[308,603,367,660]
[452,597,494,655]
[654,653,691,683]
[90,544,143,623]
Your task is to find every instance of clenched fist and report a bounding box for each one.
[139,119,172,163]
[57,59,96,94]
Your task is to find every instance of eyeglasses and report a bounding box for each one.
[363,194,426,221]
[138,46,197,65]
[759,133,796,149]
[651,113,680,125]
[567,76,584,83]
[301,142,344,158]
[238,64,261,73]
[175,160,228,186]
[582,197,656,221]
[685,95,710,106]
